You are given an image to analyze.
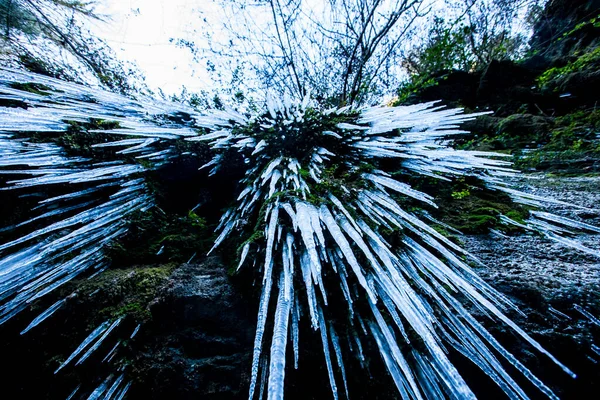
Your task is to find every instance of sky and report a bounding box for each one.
[91,0,214,95]
[89,0,434,96]
[87,0,536,98]
[89,0,335,96]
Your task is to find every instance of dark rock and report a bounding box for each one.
[478,60,537,95]
[490,114,555,150]
[477,60,554,116]
[130,257,255,400]
[405,69,481,108]
[578,210,600,219]
[404,60,558,117]
[549,68,600,106]
[463,174,600,399]
[459,115,503,145]
[530,0,600,62]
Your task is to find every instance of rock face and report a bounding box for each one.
[130,257,255,400]
[405,0,600,116]
[463,175,600,399]
[123,179,600,400]
[530,0,600,61]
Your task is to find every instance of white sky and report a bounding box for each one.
[91,0,215,95]
[89,0,434,96]
[87,0,535,97]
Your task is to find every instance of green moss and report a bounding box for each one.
[107,208,213,266]
[457,114,554,153]
[187,210,206,228]
[537,46,600,88]
[431,226,462,245]
[393,76,439,105]
[515,110,600,173]
[456,108,600,174]
[114,302,147,318]
[8,82,53,96]
[504,210,526,224]
[241,230,264,248]
[450,188,470,200]
[56,119,120,155]
[62,263,176,326]
[557,14,600,43]
[463,214,498,231]
[410,176,530,234]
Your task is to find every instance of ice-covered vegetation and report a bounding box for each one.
[0,67,598,399]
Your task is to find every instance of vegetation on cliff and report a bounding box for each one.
[0,1,598,399]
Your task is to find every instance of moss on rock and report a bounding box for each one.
[410,176,531,235]
[63,263,177,325]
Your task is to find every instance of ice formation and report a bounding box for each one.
[1,67,598,399]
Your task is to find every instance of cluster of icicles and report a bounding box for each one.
[0,67,598,399]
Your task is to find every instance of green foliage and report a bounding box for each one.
[537,46,600,88]
[394,76,438,105]
[450,188,470,200]
[557,14,600,42]
[406,17,474,76]
[8,81,52,95]
[410,176,530,235]
[397,9,528,105]
[515,110,600,173]
[395,17,473,105]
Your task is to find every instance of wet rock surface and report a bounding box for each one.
[130,257,255,400]
[124,175,599,400]
[463,174,600,398]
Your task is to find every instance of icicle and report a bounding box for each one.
[248,243,275,400]
[368,300,425,400]
[575,305,600,326]
[369,322,413,399]
[66,385,81,400]
[187,252,197,263]
[55,322,110,373]
[318,205,377,303]
[102,342,121,363]
[317,306,338,400]
[267,272,292,400]
[300,250,319,330]
[103,374,125,399]
[548,306,571,320]
[328,194,362,235]
[88,375,113,399]
[530,211,600,233]
[238,243,251,271]
[258,357,269,400]
[291,298,300,369]
[543,231,600,258]
[21,298,66,334]
[264,207,280,281]
[282,234,293,301]
[296,202,322,279]
[2,71,593,400]
[364,173,437,208]
[329,325,349,399]
[76,318,123,365]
